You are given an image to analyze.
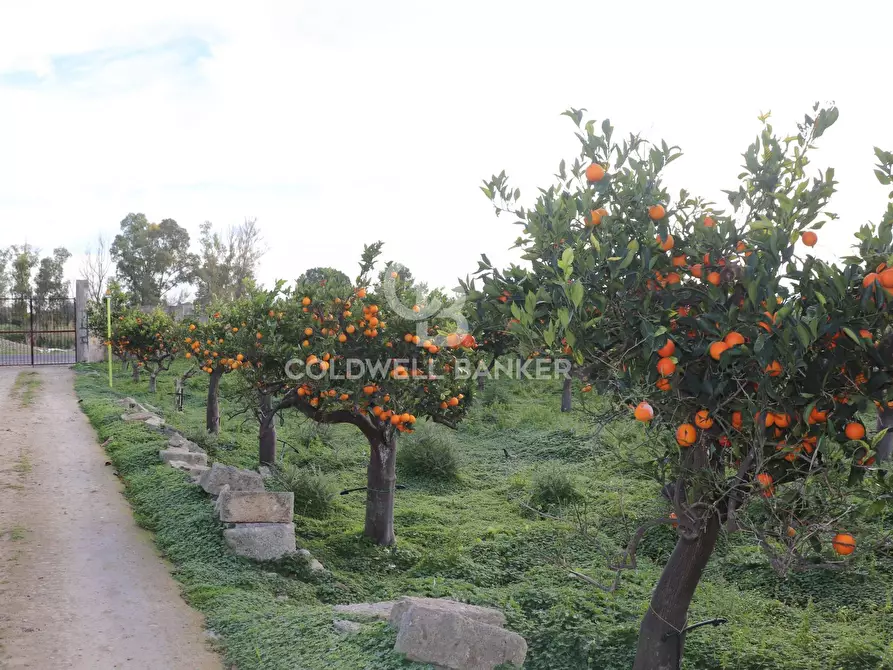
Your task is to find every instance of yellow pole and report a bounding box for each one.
[106,296,113,388]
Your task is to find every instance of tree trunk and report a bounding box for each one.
[148,373,157,394]
[364,433,397,546]
[876,405,893,463]
[121,359,129,372]
[206,368,223,434]
[633,514,721,670]
[258,392,276,465]
[477,375,486,392]
[132,365,140,382]
[561,377,572,412]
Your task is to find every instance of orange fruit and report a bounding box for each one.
[844,422,866,440]
[670,512,678,528]
[863,272,879,288]
[706,271,721,286]
[672,255,687,268]
[801,231,818,247]
[831,533,856,556]
[703,216,716,228]
[724,332,745,347]
[807,407,826,423]
[656,234,674,251]
[585,163,606,182]
[676,423,697,447]
[448,397,459,407]
[363,385,376,395]
[656,339,675,358]
[787,526,797,538]
[634,402,654,422]
[731,411,743,430]
[765,360,783,377]
[859,329,872,339]
[302,296,311,306]
[708,341,729,361]
[690,264,703,279]
[587,208,608,226]
[581,384,593,393]
[694,409,713,429]
[666,272,681,285]
[880,268,893,289]
[339,393,349,401]
[446,333,461,348]
[657,357,676,376]
[649,204,666,220]
[772,412,791,429]
[655,378,671,392]
[756,472,773,489]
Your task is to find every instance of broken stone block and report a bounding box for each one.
[393,603,527,670]
[333,619,362,635]
[168,461,209,479]
[122,411,158,422]
[144,416,165,428]
[390,597,507,629]
[223,523,296,561]
[333,601,398,621]
[218,491,294,523]
[160,449,208,467]
[198,463,265,495]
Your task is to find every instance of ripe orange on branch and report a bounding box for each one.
[634,402,654,422]
[831,533,856,556]
[801,231,818,246]
[648,204,666,220]
[708,341,729,360]
[585,163,606,182]
[676,423,697,447]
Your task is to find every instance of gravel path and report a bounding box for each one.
[0,367,221,669]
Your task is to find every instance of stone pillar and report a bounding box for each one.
[75,279,88,363]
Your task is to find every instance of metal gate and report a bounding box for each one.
[0,297,77,366]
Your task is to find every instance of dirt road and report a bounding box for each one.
[0,367,221,670]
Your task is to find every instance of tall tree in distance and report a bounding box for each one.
[34,247,72,309]
[80,234,113,304]
[193,218,265,307]
[111,213,197,306]
[0,248,10,297]
[9,243,39,301]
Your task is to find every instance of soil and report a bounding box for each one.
[0,367,221,669]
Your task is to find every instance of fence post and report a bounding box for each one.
[29,297,35,366]
[75,280,88,363]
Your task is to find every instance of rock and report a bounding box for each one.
[122,412,158,422]
[218,491,294,523]
[296,548,327,572]
[258,465,272,479]
[390,597,507,629]
[334,601,398,621]
[223,523,296,561]
[393,603,527,670]
[198,463,265,495]
[333,619,362,635]
[167,434,204,453]
[115,397,142,409]
[169,461,209,479]
[144,416,165,428]
[160,449,208,467]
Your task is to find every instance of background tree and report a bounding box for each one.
[9,243,39,301]
[115,308,181,392]
[227,244,479,545]
[0,248,10,297]
[34,247,72,309]
[110,213,197,306]
[193,219,265,307]
[80,234,113,305]
[296,267,352,295]
[481,106,893,670]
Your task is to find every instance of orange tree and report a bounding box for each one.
[182,291,282,436]
[235,244,479,545]
[480,106,893,669]
[113,307,181,392]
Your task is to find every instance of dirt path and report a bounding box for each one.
[0,367,221,670]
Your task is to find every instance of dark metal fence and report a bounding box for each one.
[0,297,77,366]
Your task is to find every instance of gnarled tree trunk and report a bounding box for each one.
[876,405,893,464]
[148,372,158,393]
[206,368,224,434]
[633,514,720,670]
[561,377,572,412]
[364,433,397,546]
[258,392,277,465]
[132,364,140,382]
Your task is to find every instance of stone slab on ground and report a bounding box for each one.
[122,412,159,422]
[144,416,166,429]
[334,601,398,621]
[198,463,265,495]
[333,619,362,635]
[218,491,294,523]
[168,461,210,479]
[297,548,326,572]
[168,433,203,452]
[393,603,527,670]
[389,597,507,629]
[223,523,296,561]
[159,449,208,467]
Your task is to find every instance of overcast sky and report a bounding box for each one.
[1,1,892,297]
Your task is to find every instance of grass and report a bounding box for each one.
[74,361,893,669]
[11,370,41,406]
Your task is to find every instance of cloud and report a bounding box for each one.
[0,1,892,299]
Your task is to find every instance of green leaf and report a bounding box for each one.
[568,282,584,308]
[558,308,570,328]
[842,327,862,346]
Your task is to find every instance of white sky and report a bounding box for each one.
[1,1,892,297]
